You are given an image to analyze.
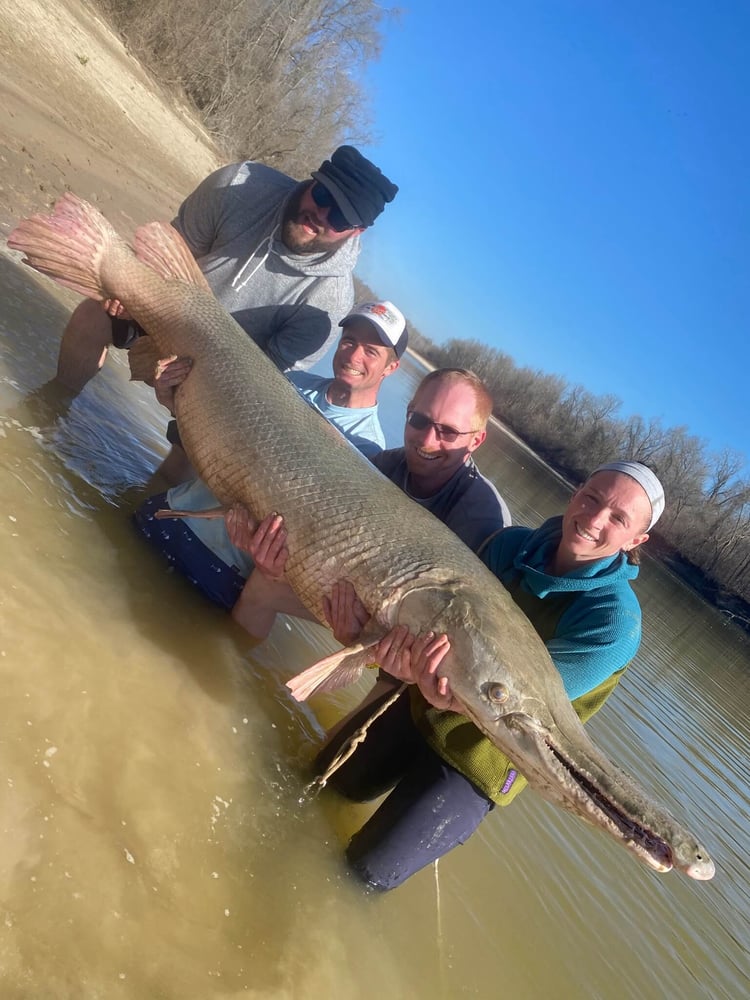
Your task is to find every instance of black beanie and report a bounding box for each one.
[311,146,398,228]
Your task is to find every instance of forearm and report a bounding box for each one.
[231,570,312,640]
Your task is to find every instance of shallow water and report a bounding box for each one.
[1,249,748,998]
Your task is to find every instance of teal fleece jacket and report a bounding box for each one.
[480,516,642,700]
[411,516,643,803]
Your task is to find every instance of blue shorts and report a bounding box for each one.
[133,493,246,611]
[315,687,494,891]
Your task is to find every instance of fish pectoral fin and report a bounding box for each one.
[134,222,212,290]
[153,506,227,520]
[286,642,380,702]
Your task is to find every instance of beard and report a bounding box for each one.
[280,181,352,255]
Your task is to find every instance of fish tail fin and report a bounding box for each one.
[286,643,381,701]
[134,222,212,291]
[7,192,128,300]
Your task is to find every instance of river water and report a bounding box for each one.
[0,248,749,999]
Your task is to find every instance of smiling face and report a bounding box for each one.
[281,182,363,254]
[330,319,399,405]
[403,378,487,495]
[555,470,652,573]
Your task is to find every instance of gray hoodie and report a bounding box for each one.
[172,161,360,372]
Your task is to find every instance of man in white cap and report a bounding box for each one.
[132,301,407,611]
[288,300,408,458]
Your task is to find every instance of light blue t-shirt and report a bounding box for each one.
[287,372,385,458]
[165,375,385,573]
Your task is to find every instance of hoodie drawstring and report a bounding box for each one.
[231,222,280,292]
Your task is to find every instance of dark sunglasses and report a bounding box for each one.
[406,409,478,443]
[310,183,354,233]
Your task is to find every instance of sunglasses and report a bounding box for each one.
[406,410,478,443]
[310,183,354,233]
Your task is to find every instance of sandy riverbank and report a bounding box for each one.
[0,0,219,250]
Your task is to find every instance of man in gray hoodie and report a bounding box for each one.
[55,145,398,389]
[55,145,398,482]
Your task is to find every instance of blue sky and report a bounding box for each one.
[356,1,749,475]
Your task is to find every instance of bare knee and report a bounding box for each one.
[56,300,113,392]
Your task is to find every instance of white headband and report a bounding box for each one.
[591,461,665,531]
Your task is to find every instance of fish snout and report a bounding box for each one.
[683,853,716,881]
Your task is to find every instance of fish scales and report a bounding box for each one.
[6,193,715,881]
[168,325,486,618]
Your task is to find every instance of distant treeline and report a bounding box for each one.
[355,283,750,618]
[97,0,394,175]
[97,2,749,622]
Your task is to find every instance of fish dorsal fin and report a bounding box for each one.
[286,641,383,702]
[133,222,211,290]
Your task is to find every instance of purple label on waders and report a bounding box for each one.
[501,770,517,795]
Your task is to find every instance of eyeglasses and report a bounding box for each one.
[310,183,354,233]
[406,409,478,443]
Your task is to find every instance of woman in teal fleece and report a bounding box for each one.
[317,460,666,890]
[480,507,644,701]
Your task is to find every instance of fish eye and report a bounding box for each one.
[487,682,508,704]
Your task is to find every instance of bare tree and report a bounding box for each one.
[97,0,395,170]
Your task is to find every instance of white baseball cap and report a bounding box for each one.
[340,300,408,358]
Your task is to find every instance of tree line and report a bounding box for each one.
[356,283,750,618]
[97,0,395,174]
[422,330,750,618]
[97,2,749,622]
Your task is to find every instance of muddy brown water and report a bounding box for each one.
[1,250,749,998]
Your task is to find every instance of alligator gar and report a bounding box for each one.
[7,193,714,881]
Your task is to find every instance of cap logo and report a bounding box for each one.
[365,303,392,322]
[339,299,408,357]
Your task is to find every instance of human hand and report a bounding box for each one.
[229,511,288,580]
[376,628,455,710]
[372,625,415,680]
[102,298,131,320]
[153,355,193,410]
[410,631,455,711]
[322,579,371,646]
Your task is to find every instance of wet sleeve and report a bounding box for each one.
[477,526,525,570]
